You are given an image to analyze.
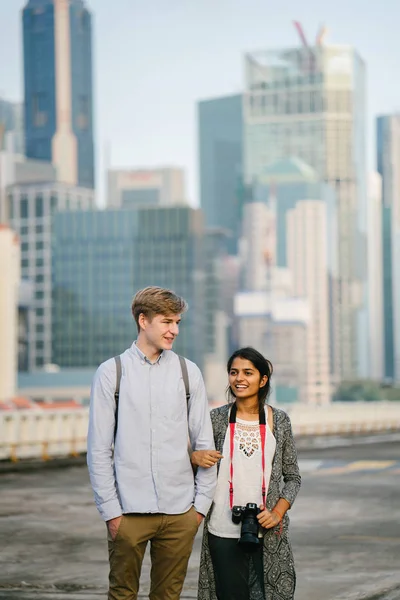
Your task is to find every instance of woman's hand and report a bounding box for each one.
[190,449,223,468]
[257,505,282,529]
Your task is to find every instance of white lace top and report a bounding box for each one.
[208,412,276,538]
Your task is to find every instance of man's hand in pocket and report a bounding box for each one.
[107,516,123,541]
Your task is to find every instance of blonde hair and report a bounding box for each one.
[131,286,188,332]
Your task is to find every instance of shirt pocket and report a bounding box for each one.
[160,377,188,422]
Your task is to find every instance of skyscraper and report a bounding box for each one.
[243,43,367,380]
[107,168,187,208]
[367,172,384,381]
[8,181,94,369]
[377,114,400,383]
[286,200,331,404]
[198,94,243,254]
[23,0,94,188]
[52,206,206,369]
[0,98,24,154]
[0,225,20,401]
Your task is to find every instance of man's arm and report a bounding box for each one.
[87,360,122,522]
[187,367,217,518]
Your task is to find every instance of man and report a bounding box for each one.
[87,286,217,600]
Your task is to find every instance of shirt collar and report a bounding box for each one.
[131,340,165,365]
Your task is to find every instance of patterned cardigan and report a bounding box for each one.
[197,403,301,600]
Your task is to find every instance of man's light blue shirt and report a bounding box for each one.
[87,342,217,521]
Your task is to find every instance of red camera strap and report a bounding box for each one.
[228,403,267,510]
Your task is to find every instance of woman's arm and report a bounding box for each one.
[280,413,301,507]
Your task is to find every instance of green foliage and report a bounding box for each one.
[333,380,383,402]
[381,386,400,402]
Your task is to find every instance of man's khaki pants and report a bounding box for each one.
[107,507,199,600]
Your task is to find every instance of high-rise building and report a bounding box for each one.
[202,228,230,403]
[247,158,337,380]
[238,195,332,403]
[0,149,57,222]
[0,98,24,154]
[18,279,34,372]
[377,114,400,383]
[243,44,367,380]
[0,225,20,400]
[107,168,187,208]
[8,181,94,369]
[240,202,275,292]
[198,94,243,254]
[52,206,207,369]
[286,200,331,404]
[23,0,94,188]
[234,290,310,403]
[367,172,384,381]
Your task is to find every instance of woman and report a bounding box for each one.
[192,347,301,600]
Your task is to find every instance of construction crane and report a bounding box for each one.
[316,25,328,46]
[292,20,327,73]
[293,21,328,47]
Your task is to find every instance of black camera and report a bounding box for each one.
[231,502,261,552]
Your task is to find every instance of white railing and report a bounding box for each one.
[286,401,400,436]
[0,402,400,462]
[0,408,89,461]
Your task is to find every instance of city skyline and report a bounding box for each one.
[1,0,399,206]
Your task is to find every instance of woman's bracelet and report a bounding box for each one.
[272,507,284,521]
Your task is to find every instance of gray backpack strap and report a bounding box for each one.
[178,355,190,405]
[114,355,122,441]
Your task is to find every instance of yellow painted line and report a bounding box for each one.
[339,535,400,543]
[344,460,396,470]
[315,460,396,475]
[315,466,353,475]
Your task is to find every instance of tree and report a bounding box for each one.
[333,380,383,402]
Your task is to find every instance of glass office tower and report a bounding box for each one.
[243,44,367,380]
[52,207,206,368]
[377,115,400,383]
[23,0,94,188]
[198,94,243,254]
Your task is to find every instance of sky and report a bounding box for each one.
[1,0,399,207]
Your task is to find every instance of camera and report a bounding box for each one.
[231,502,261,552]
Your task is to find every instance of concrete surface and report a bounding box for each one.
[1,437,400,599]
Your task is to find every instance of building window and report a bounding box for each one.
[7,196,14,219]
[35,195,44,217]
[32,93,47,127]
[50,196,57,213]
[78,9,89,32]
[78,95,89,129]
[20,196,28,219]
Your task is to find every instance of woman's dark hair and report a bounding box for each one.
[227,347,273,414]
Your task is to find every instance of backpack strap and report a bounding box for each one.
[178,355,190,405]
[114,355,122,442]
